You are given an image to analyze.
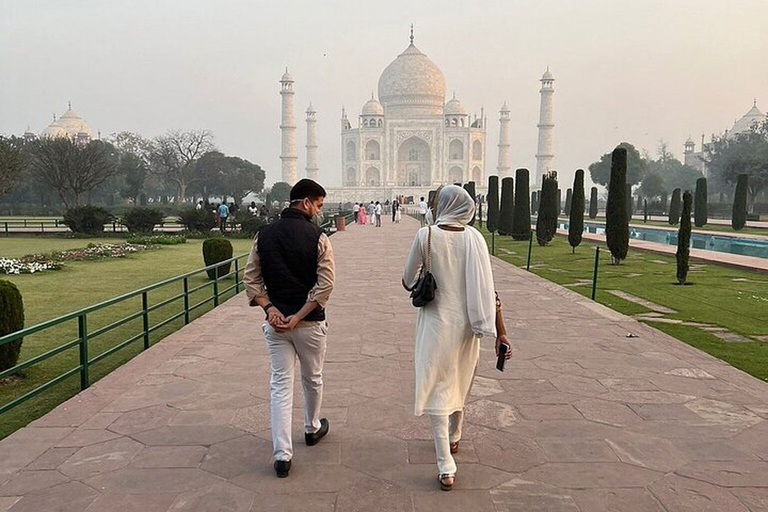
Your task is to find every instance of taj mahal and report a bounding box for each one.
[279,29,557,203]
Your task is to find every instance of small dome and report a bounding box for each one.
[281,68,293,82]
[40,104,93,140]
[444,94,466,116]
[362,96,384,116]
[730,101,765,136]
[685,137,695,145]
[306,102,316,114]
[542,67,554,80]
[378,43,445,111]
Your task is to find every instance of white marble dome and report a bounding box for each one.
[729,102,765,137]
[444,95,466,116]
[41,105,93,139]
[378,43,445,111]
[362,96,384,115]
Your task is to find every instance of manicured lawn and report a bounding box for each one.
[482,228,768,382]
[0,237,255,439]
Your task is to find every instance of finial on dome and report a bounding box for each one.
[755,98,758,107]
[452,92,456,100]
[52,113,56,121]
[68,101,72,110]
[371,91,375,100]
[410,24,414,44]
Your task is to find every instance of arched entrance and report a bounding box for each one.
[366,167,381,187]
[448,166,463,184]
[397,137,431,186]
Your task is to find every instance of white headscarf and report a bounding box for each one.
[435,186,497,338]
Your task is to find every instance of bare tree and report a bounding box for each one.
[26,138,117,208]
[149,130,215,202]
[0,137,27,197]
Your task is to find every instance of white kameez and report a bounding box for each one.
[404,226,482,416]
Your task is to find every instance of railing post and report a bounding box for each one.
[78,313,90,390]
[142,291,150,350]
[213,268,220,307]
[234,259,240,294]
[527,231,533,271]
[183,277,190,324]
[23,219,27,227]
[112,221,116,233]
[4,222,8,236]
[591,246,600,300]
[41,222,45,233]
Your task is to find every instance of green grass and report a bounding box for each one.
[0,237,254,439]
[483,228,768,382]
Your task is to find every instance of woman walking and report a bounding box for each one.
[403,185,511,491]
[357,204,367,225]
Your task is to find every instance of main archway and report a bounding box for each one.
[397,137,431,186]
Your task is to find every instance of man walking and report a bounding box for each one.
[218,202,229,233]
[353,202,360,223]
[375,201,382,227]
[417,196,428,227]
[244,179,335,478]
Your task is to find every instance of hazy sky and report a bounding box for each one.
[2,0,767,190]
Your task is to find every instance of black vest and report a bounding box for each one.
[257,208,325,321]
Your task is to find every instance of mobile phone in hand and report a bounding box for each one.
[496,342,508,372]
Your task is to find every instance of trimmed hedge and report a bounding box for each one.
[202,238,233,280]
[732,174,749,230]
[0,280,25,373]
[694,177,708,227]
[512,168,531,241]
[536,172,558,246]
[122,207,165,233]
[568,169,585,253]
[668,188,682,226]
[178,207,216,233]
[498,177,514,236]
[63,206,114,235]
[487,176,500,233]
[605,147,629,263]
[677,191,692,285]
[589,187,598,219]
[463,181,477,226]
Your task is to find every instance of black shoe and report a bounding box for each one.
[305,418,329,446]
[274,460,291,478]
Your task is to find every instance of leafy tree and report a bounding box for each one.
[589,142,647,186]
[676,191,692,285]
[498,177,514,235]
[269,181,292,203]
[118,153,148,204]
[707,121,768,210]
[487,176,499,233]
[668,188,682,225]
[0,137,26,197]
[149,129,215,202]
[535,172,558,246]
[26,138,118,208]
[512,169,531,240]
[694,177,708,227]
[605,147,629,264]
[638,170,665,201]
[732,174,748,230]
[589,187,598,219]
[568,169,585,253]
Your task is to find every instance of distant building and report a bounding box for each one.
[23,102,96,146]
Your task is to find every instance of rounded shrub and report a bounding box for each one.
[63,206,114,235]
[0,280,25,373]
[202,238,234,280]
[178,207,216,233]
[237,212,267,237]
[122,207,165,233]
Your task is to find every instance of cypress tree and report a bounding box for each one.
[565,188,572,216]
[512,168,531,240]
[531,191,537,214]
[668,188,682,225]
[732,174,748,230]
[676,191,692,285]
[605,147,629,264]
[536,173,558,246]
[498,177,515,235]
[487,176,500,233]
[626,184,634,220]
[661,191,668,212]
[589,187,598,219]
[643,199,648,223]
[464,181,477,226]
[568,169,585,253]
[694,177,708,227]
[557,188,562,216]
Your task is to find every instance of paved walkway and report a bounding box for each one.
[1,217,767,511]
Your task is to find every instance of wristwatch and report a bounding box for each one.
[262,303,274,312]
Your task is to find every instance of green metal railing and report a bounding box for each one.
[0,254,249,415]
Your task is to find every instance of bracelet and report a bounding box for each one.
[263,303,273,312]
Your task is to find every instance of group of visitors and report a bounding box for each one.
[353,200,402,226]
[245,179,511,492]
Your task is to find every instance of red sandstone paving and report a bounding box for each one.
[1,216,767,511]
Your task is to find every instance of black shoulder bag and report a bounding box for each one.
[409,226,437,307]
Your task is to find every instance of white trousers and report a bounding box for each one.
[263,321,328,462]
[429,410,464,475]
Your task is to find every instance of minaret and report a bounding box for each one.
[497,102,511,178]
[535,67,555,187]
[279,68,298,184]
[305,102,319,181]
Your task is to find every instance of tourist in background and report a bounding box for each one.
[402,185,511,492]
[358,203,367,225]
[394,201,402,224]
[218,202,229,233]
[244,178,335,479]
[375,201,382,227]
[417,197,428,227]
[353,202,360,223]
[367,201,376,227]
[248,201,258,216]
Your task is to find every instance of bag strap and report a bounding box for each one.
[426,226,432,273]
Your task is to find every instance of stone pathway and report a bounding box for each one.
[1,217,767,511]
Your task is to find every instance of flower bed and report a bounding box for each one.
[1,243,152,275]
[126,234,186,245]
